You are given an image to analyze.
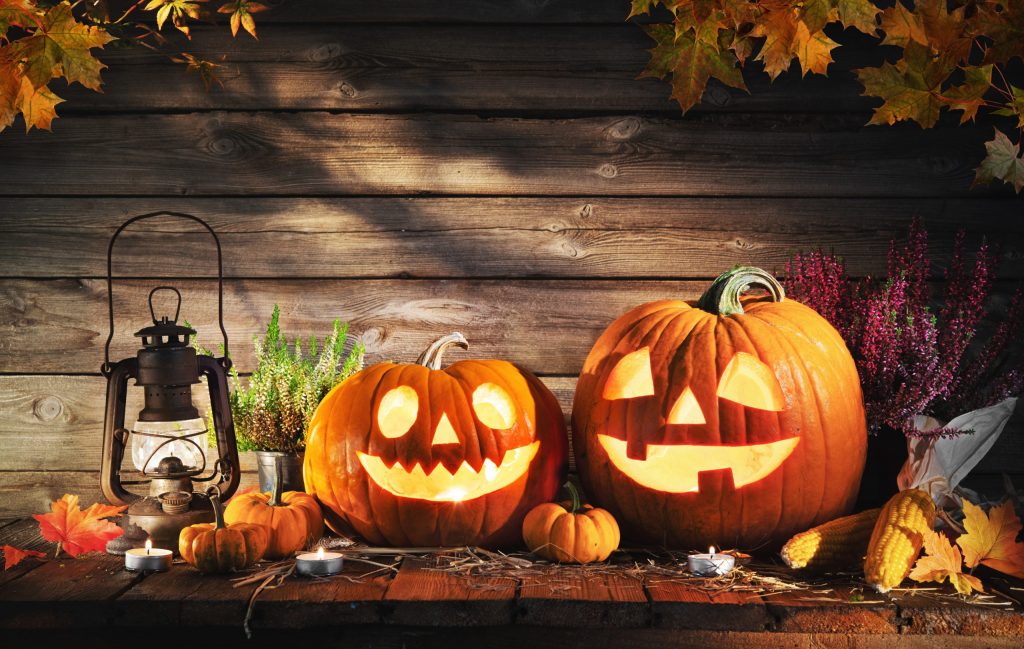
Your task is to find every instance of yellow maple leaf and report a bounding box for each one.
[957,500,1024,578]
[909,529,984,595]
[793,21,837,78]
[15,75,63,132]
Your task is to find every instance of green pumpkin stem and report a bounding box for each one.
[417,332,469,370]
[697,266,785,317]
[267,457,283,507]
[565,481,582,514]
[210,490,226,530]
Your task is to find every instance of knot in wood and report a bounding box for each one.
[311,42,344,63]
[704,85,731,107]
[597,164,618,179]
[337,82,358,98]
[606,117,640,141]
[578,204,593,219]
[201,123,266,162]
[33,396,63,422]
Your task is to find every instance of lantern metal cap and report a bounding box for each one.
[134,320,196,346]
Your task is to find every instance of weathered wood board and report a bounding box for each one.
[0,113,1007,198]
[0,551,1022,644]
[2,199,1021,279]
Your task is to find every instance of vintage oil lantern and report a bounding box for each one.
[100,212,240,554]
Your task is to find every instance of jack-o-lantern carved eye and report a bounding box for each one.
[472,383,518,429]
[377,386,419,438]
[667,387,705,424]
[716,352,785,411]
[603,347,655,400]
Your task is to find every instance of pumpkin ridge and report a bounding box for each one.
[722,314,791,547]
[749,304,864,521]
[614,307,685,524]
[753,313,829,533]
[655,309,714,532]
[323,371,354,536]
[743,302,860,538]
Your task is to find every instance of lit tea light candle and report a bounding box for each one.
[295,546,344,577]
[125,539,172,572]
[687,546,735,577]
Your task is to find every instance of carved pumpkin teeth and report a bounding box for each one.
[597,434,799,493]
[358,441,541,502]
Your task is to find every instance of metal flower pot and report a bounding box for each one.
[255,450,305,493]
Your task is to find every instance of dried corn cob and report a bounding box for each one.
[780,508,882,571]
[863,488,936,593]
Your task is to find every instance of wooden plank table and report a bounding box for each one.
[2,519,1023,648]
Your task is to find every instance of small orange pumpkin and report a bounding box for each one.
[522,482,620,564]
[224,464,324,559]
[179,491,269,573]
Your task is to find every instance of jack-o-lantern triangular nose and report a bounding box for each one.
[431,413,459,445]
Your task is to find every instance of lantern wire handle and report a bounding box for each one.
[102,212,229,373]
[148,286,182,325]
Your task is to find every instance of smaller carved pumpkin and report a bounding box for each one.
[224,464,324,559]
[522,483,620,564]
[179,491,269,573]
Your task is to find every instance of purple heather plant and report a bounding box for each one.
[783,220,1023,438]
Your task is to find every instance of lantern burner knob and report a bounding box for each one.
[154,456,188,476]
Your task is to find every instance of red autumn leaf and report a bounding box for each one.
[32,494,127,558]
[2,545,46,570]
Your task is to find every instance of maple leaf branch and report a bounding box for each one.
[991,63,1015,103]
[114,0,151,24]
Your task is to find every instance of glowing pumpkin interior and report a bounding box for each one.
[599,347,798,493]
[358,382,538,502]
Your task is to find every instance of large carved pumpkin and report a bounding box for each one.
[572,267,867,551]
[304,332,568,547]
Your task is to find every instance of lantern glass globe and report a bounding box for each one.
[130,418,208,473]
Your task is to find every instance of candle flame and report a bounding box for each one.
[145,539,152,555]
[708,546,716,554]
[316,546,325,560]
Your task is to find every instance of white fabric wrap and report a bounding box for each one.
[897,397,1017,506]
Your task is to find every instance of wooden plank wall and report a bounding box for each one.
[0,0,1021,518]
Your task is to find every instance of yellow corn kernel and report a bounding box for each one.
[780,508,882,571]
[863,488,936,593]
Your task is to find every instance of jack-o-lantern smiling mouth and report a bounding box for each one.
[597,435,799,493]
[596,347,801,493]
[358,441,541,502]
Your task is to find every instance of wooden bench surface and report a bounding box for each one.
[2,518,1023,648]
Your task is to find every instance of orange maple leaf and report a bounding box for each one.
[957,500,1024,578]
[909,529,984,595]
[32,494,127,558]
[2,545,46,570]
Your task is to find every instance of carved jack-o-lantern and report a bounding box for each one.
[572,268,867,550]
[304,333,568,547]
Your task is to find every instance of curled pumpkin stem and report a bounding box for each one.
[698,266,785,316]
[417,332,469,369]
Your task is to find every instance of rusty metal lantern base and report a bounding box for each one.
[106,496,214,556]
[106,457,215,556]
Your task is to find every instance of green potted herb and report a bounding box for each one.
[199,305,364,492]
